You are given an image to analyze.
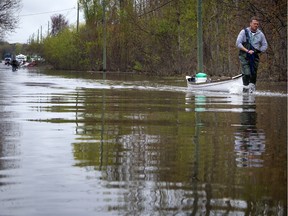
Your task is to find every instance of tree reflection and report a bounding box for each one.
[71,89,281,215]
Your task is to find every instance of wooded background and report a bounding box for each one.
[1,0,287,80]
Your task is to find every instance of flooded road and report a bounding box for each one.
[0,65,286,215]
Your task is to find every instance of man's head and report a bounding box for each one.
[250,16,260,32]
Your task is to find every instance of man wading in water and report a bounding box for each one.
[236,16,268,93]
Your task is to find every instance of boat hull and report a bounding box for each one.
[186,74,243,92]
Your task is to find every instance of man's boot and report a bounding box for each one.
[249,83,256,93]
[243,85,249,93]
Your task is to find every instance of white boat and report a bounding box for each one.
[186,74,243,92]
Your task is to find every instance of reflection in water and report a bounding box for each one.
[185,93,267,168]
[234,95,266,167]
[186,93,246,215]
[0,66,285,215]
[0,72,21,185]
[183,92,281,215]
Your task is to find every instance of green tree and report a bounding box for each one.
[43,28,78,70]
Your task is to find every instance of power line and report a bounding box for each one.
[20,7,76,17]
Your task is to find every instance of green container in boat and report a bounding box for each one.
[195,72,207,83]
[195,73,207,78]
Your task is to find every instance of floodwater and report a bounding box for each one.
[0,65,286,216]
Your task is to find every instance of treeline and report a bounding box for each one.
[29,0,286,80]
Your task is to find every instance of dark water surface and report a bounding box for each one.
[0,66,286,216]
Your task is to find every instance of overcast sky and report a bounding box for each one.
[7,0,84,44]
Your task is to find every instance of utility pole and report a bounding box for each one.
[37,29,39,43]
[197,0,203,73]
[40,25,42,42]
[48,21,50,36]
[102,0,107,75]
[77,2,79,32]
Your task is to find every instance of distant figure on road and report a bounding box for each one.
[11,58,19,71]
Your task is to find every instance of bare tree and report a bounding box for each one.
[0,0,21,40]
[50,14,69,36]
